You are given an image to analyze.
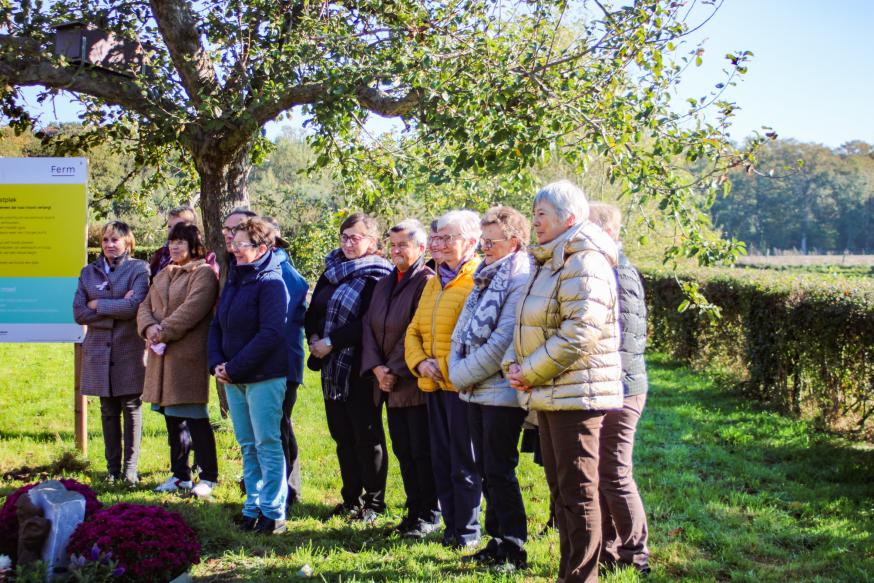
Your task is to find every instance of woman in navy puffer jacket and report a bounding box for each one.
[209,217,289,535]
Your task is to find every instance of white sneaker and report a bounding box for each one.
[153,475,193,493]
[191,480,217,499]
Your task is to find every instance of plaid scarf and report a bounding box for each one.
[322,249,392,400]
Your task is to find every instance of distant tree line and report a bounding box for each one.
[711,140,874,254]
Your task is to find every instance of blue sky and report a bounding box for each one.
[674,0,874,147]
[17,0,874,148]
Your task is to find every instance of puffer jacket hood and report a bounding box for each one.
[270,247,309,385]
[504,220,622,412]
[530,220,619,271]
[229,247,284,284]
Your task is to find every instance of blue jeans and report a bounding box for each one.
[426,391,482,545]
[226,377,288,520]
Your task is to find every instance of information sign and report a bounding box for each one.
[0,158,87,342]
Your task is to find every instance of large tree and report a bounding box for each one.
[0,0,754,258]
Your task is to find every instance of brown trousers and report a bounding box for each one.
[599,393,649,570]
[539,409,605,583]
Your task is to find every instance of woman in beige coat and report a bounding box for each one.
[138,223,220,498]
[504,180,622,583]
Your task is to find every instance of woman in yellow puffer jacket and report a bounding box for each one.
[405,209,483,549]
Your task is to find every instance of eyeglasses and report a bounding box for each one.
[221,226,236,234]
[230,241,258,250]
[480,237,510,250]
[341,233,370,245]
[430,234,462,246]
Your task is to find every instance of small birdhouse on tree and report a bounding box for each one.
[53,21,145,77]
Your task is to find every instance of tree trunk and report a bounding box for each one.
[195,145,252,262]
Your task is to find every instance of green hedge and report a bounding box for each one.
[86,247,161,264]
[641,265,874,440]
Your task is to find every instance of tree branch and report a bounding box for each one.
[149,0,220,107]
[356,85,420,118]
[0,34,178,119]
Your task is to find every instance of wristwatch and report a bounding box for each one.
[324,336,332,347]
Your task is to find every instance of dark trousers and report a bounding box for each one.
[539,409,605,583]
[99,395,142,481]
[386,404,440,523]
[468,403,527,554]
[324,380,388,512]
[280,382,302,503]
[426,391,481,545]
[599,394,649,570]
[165,415,219,482]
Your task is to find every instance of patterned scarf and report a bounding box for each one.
[451,251,526,357]
[322,249,392,400]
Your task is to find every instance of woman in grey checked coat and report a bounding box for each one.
[73,221,150,484]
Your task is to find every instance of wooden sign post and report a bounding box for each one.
[74,342,87,454]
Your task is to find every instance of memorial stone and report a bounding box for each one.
[27,480,86,580]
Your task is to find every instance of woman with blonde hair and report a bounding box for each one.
[73,220,150,484]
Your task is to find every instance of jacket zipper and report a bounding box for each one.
[430,286,445,360]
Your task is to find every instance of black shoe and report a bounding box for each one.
[233,513,260,532]
[254,516,287,535]
[401,518,441,539]
[393,514,416,533]
[638,565,651,578]
[462,545,500,565]
[328,502,361,519]
[496,547,528,572]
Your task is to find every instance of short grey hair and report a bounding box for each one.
[390,219,427,246]
[437,210,482,243]
[534,180,589,225]
[223,207,257,222]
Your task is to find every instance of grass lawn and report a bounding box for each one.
[1,344,872,582]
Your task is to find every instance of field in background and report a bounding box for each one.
[735,254,874,267]
[1,345,873,582]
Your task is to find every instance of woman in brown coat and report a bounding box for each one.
[73,220,150,485]
[137,223,220,498]
[360,219,439,538]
